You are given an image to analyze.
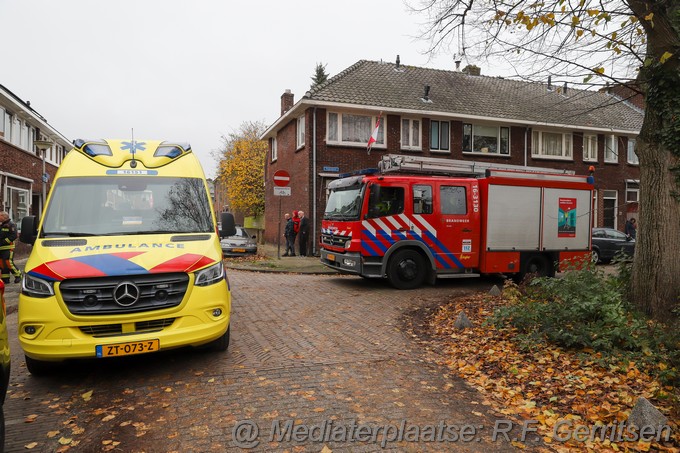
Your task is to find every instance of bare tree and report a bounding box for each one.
[410,0,680,319]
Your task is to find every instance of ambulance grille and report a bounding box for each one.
[60,273,189,315]
[79,318,176,337]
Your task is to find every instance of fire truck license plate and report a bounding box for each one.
[327,253,336,261]
[96,339,160,358]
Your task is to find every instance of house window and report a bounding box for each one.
[583,134,597,161]
[430,120,450,152]
[531,130,573,159]
[605,134,618,163]
[401,118,421,150]
[296,115,305,148]
[626,180,639,204]
[627,138,639,165]
[271,138,277,162]
[326,112,384,147]
[0,107,5,136]
[463,124,509,155]
[6,186,29,229]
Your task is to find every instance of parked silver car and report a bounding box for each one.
[220,226,257,257]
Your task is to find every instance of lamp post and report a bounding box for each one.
[34,139,54,208]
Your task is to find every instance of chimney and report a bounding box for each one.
[563,82,568,95]
[461,64,481,76]
[281,89,294,116]
[547,75,552,91]
[455,60,461,71]
[396,55,401,70]
[422,85,431,102]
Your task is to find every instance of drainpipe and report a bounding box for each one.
[524,126,529,167]
[312,107,317,255]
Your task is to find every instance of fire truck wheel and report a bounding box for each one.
[523,254,551,279]
[387,249,426,290]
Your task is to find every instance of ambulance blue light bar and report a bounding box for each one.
[154,143,191,158]
[73,139,113,157]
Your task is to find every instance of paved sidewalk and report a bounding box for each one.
[222,242,336,275]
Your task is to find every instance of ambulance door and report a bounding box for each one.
[437,180,480,270]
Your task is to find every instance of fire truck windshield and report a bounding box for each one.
[324,184,364,220]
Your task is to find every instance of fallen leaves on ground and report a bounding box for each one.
[420,292,679,452]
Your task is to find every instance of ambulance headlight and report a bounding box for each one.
[22,274,55,297]
[195,262,224,287]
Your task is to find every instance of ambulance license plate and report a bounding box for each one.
[327,253,336,262]
[96,339,160,358]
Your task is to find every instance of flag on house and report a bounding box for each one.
[367,112,382,155]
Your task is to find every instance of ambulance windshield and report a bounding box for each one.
[324,184,364,221]
[41,176,214,237]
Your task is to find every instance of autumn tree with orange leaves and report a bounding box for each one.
[217,121,267,217]
[411,0,680,320]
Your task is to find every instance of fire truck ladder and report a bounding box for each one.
[378,154,575,177]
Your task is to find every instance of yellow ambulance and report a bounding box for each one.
[18,139,235,375]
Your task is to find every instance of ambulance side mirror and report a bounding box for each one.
[220,212,236,238]
[20,215,38,245]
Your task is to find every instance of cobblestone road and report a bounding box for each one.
[4,270,530,452]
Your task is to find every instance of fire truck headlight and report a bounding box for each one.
[343,259,356,267]
[344,240,351,249]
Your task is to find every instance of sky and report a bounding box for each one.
[2,0,508,179]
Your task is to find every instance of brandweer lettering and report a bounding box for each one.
[69,243,185,253]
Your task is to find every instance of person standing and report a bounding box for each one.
[0,211,21,284]
[283,213,296,256]
[298,210,310,257]
[625,217,637,239]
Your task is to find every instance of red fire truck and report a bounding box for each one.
[320,155,594,289]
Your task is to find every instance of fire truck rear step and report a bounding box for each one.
[436,273,481,279]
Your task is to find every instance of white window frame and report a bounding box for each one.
[605,134,618,163]
[0,107,5,137]
[603,189,618,229]
[583,134,598,162]
[5,185,30,230]
[401,118,421,151]
[271,138,278,162]
[326,111,385,149]
[463,123,510,155]
[296,115,305,149]
[627,138,639,165]
[531,129,573,160]
[430,120,450,152]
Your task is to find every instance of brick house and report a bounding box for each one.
[1,83,71,255]
[260,59,642,255]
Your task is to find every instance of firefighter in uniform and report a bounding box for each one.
[0,211,21,284]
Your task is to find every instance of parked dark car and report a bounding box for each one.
[0,280,10,451]
[220,226,258,257]
[591,227,636,263]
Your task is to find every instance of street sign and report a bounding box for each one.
[274,186,291,196]
[273,170,290,187]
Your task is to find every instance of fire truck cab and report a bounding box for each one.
[320,155,594,289]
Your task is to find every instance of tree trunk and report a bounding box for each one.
[630,114,680,320]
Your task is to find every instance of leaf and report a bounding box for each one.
[102,414,116,422]
[58,437,73,445]
[47,431,60,438]
[659,52,673,65]
[25,442,39,449]
[81,390,93,401]
[25,414,38,423]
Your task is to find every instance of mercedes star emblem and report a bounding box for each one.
[113,282,140,307]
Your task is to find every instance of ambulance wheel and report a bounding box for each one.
[25,355,54,377]
[207,325,230,352]
[522,254,551,279]
[387,249,426,290]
